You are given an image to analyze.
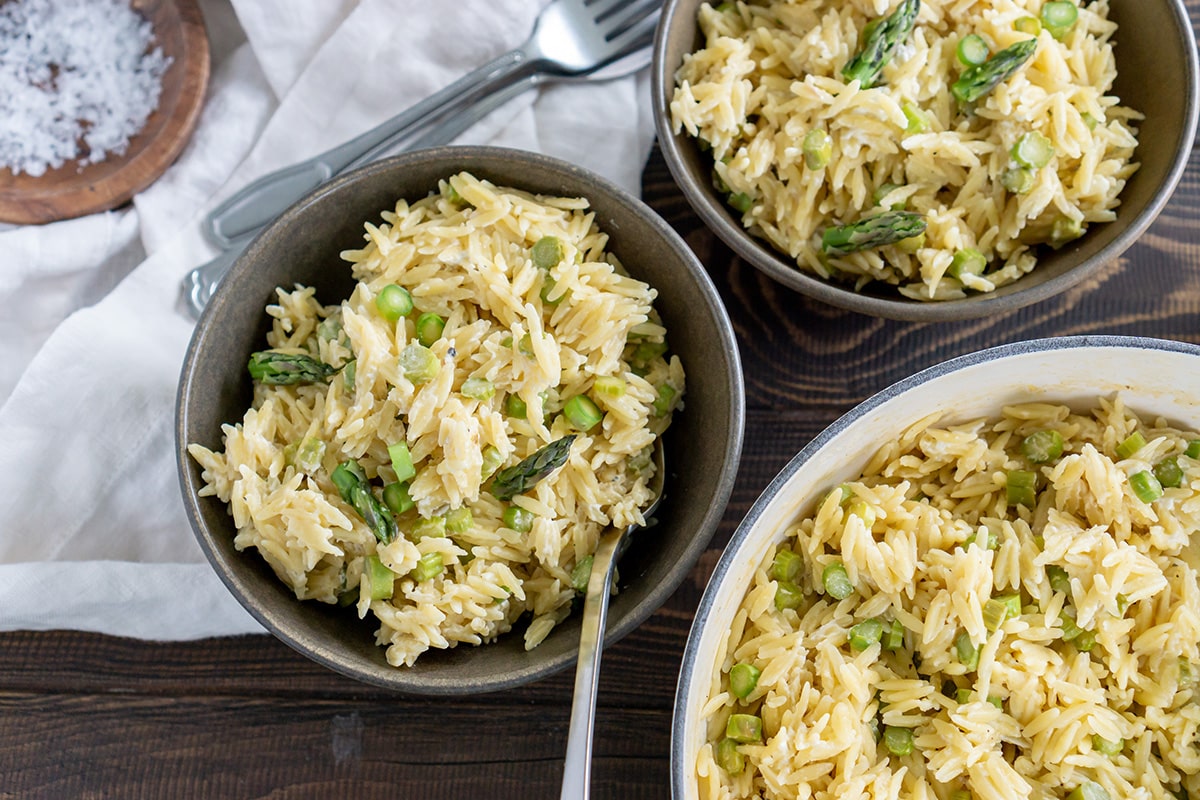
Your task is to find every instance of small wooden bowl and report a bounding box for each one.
[0,0,210,225]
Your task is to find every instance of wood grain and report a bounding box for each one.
[0,0,209,224]
[5,24,1200,795]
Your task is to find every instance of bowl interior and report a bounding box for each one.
[0,0,211,224]
[178,147,745,694]
[653,0,1199,320]
[672,335,1200,796]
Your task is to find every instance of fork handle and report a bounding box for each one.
[204,48,534,248]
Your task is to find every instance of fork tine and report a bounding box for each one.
[596,0,659,34]
[583,0,636,18]
[603,3,661,46]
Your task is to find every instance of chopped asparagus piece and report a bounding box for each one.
[364,554,396,600]
[774,579,804,610]
[416,312,445,347]
[531,236,565,270]
[1129,470,1163,504]
[729,663,761,699]
[411,552,444,581]
[399,342,439,385]
[956,33,988,66]
[445,507,473,534]
[951,37,1037,105]
[564,395,603,432]
[842,0,921,89]
[955,630,979,669]
[1041,1,1078,39]
[771,549,803,583]
[1012,131,1055,168]
[247,351,335,385]
[822,562,854,599]
[1021,429,1064,463]
[461,376,495,401]
[569,554,594,593]
[803,129,832,169]
[1154,457,1184,489]
[725,713,762,743]
[849,618,884,650]
[490,436,577,500]
[1116,432,1146,459]
[715,738,744,774]
[330,460,398,544]
[388,442,416,483]
[948,248,987,280]
[821,211,927,256]
[1001,166,1036,194]
[1006,469,1037,508]
[375,284,413,320]
[883,725,914,756]
[382,481,414,515]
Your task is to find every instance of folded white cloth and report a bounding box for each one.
[0,0,655,639]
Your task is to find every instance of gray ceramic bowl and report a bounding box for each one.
[672,335,1200,796]
[177,146,745,694]
[653,0,1200,321]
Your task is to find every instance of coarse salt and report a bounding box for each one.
[0,0,173,177]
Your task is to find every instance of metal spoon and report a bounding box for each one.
[560,439,666,799]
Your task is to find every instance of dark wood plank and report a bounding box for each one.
[0,692,670,799]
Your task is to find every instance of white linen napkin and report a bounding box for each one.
[0,0,656,639]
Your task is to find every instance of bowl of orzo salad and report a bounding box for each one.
[653,0,1198,320]
[178,146,744,694]
[675,335,1200,799]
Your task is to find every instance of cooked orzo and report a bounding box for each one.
[698,397,1200,800]
[670,0,1141,300]
[187,172,684,667]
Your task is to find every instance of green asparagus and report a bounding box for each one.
[729,663,761,699]
[330,460,398,544]
[821,211,927,256]
[247,351,335,385]
[490,435,577,500]
[714,738,744,774]
[569,554,594,593]
[951,37,1037,105]
[956,33,989,66]
[842,0,921,89]
[531,236,565,270]
[1040,1,1078,40]
[1067,781,1110,800]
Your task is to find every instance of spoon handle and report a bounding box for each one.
[559,524,625,800]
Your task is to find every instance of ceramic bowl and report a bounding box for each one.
[671,334,1200,795]
[653,0,1200,320]
[177,145,745,694]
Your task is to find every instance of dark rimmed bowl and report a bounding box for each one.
[653,0,1200,321]
[177,146,745,694]
[672,335,1200,796]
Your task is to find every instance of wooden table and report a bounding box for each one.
[3,108,1200,798]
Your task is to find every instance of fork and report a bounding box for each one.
[201,0,662,250]
[181,42,653,319]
